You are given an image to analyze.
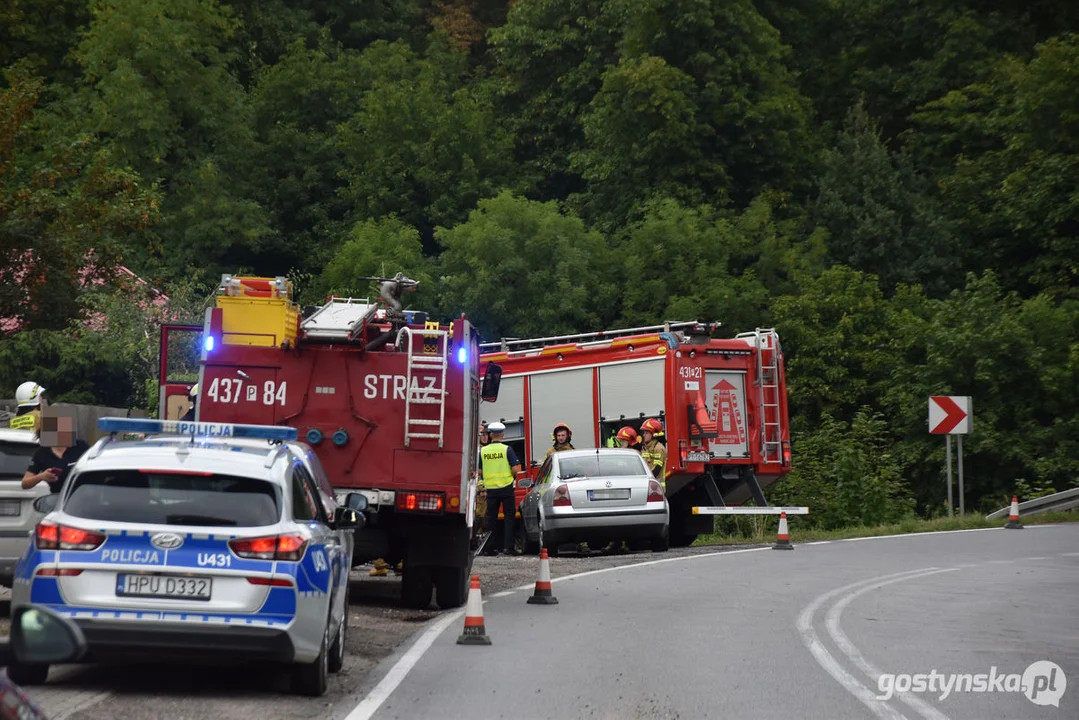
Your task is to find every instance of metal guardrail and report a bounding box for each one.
[985,487,1079,520]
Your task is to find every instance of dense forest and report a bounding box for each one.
[1,0,1076,525]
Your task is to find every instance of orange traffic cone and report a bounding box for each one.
[1005,496,1024,529]
[456,575,492,645]
[773,511,793,550]
[527,548,559,605]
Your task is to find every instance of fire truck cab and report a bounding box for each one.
[157,274,502,610]
[479,321,792,548]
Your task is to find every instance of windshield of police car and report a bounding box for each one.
[557,454,650,480]
[64,470,280,526]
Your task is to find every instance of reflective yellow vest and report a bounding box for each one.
[545,442,574,458]
[9,411,38,432]
[641,439,667,483]
[480,442,514,490]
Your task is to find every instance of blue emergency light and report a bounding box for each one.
[97,417,297,441]
[204,335,215,352]
[456,346,468,364]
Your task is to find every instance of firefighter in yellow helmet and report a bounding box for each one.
[9,382,46,433]
[545,422,575,458]
[640,418,668,488]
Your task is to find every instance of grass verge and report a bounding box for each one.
[693,511,1078,546]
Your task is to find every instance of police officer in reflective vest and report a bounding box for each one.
[9,382,46,433]
[640,418,668,488]
[480,422,522,556]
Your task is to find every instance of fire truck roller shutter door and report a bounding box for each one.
[480,375,523,441]
[598,359,665,420]
[528,368,595,466]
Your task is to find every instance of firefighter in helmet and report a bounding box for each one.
[545,422,575,458]
[639,418,668,487]
[9,382,46,433]
[604,425,641,556]
[615,426,640,451]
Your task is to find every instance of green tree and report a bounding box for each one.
[0,63,159,331]
[911,34,1079,299]
[435,190,617,339]
[75,0,271,282]
[815,101,960,296]
[337,35,515,243]
[316,216,437,309]
[614,197,770,332]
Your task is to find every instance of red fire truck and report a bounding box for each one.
[478,321,792,548]
[157,274,502,610]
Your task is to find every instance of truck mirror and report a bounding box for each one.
[481,363,502,402]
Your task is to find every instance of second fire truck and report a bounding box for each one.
[479,321,793,548]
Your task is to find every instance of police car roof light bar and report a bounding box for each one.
[97,417,298,442]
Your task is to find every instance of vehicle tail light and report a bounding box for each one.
[246,576,294,587]
[678,439,688,469]
[229,533,308,561]
[35,523,106,551]
[782,441,792,467]
[35,568,83,577]
[647,480,665,503]
[553,484,571,507]
[396,491,444,512]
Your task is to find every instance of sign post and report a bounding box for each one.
[929,396,972,516]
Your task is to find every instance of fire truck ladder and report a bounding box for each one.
[737,328,783,465]
[398,323,449,448]
[478,321,714,353]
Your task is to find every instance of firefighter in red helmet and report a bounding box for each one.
[605,425,642,555]
[640,418,668,486]
[615,426,640,450]
[545,422,575,458]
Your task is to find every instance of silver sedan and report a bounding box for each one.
[519,448,669,555]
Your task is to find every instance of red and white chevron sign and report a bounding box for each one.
[928,396,972,434]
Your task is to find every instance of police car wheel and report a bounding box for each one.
[292,622,329,696]
[328,589,348,674]
[7,663,49,686]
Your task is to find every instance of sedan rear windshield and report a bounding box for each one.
[557,454,649,480]
[64,470,280,527]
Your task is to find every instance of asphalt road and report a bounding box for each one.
[339,525,1079,720]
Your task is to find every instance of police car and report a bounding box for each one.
[9,418,366,697]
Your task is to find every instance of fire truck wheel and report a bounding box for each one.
[650,527,671,552]
[669,532,697,548]
[434,565,468,609]
[400,565,434,609]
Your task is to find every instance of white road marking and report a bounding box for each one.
[342,610,463,720]
[797,569,948,720]
[805,541,833,545]
[825,570,957,720]
[490,590,514,598]
[840,528,1000,542]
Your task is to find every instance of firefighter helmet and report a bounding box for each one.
[615,426,639,445]
[15,382,45,408]
[641,418,663,435]
[188,383,199,399]
[551,422,573,442]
